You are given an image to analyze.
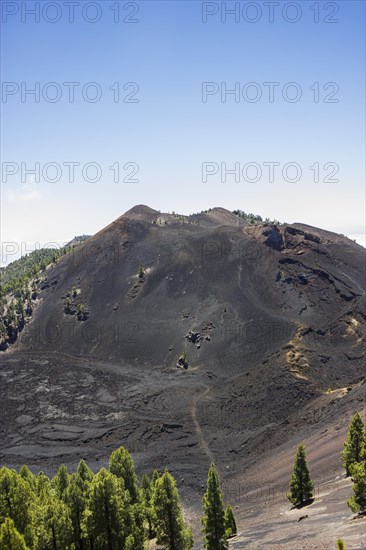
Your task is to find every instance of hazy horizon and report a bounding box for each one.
[1,0,365,262]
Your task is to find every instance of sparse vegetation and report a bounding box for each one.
[138,263,145,279]
[341,412,365,476]
[224,504,237,539]
[76,303,86,321]
[347,461,366,514]
[64,297,71,313]
[287,444,314,507]
[232,209,284,225]
[233,209,263,224]
[177,350,189,369]
[63,281,87,320]
[0,248,67,350]
[0,240,89,350]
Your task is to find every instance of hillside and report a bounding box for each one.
[0,236,90,350]
[0,205,365,547]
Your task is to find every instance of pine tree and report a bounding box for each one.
[125,500,146,550]
[224,504,237,538]
[31,494,73,550]
[35,471,51,500]
[347,461,366,513]
[76,459,94,484]
[287,444,314,507]
[141,473,155,539]
[19,466,36,492]
[65,461,93,549]
[83,468,131,550]
[141,473,153,502]
[0,517,29,550]
[202,464,228,550]
[360,425,366,462]
[109,446,140,504]
[29,470,73,549]
[52,464,69,500]
[109,447,145,548]
[336,540,346,549]
[152,470,193,550]
[0,467,34,547]
[342,413,365,476]
[152,469,160,486]
[64,473,88,550]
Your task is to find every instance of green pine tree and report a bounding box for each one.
[64,473,89,550]
[202,464,228,550]
[0,517,29,550]
[76,459,94,484]
[19,466,36,492]
[224,504,237,538]
[342,413,365,476]
[83,468,131,550]
[152,469,160,486]
[287,444,314,507]
[109,446,140,504]
[141,473,153,502]
[31,493,73,550]
[28,471,73,549]
[141,473,155,539]
[336,540,346,549]
[361,426,366,461]
[35,471,51,501]
[66,460,94,549]
[0,467,34,548]
[152,470,193,550]
[347,461,366,513]
[52,463,69,500]
[125,500,146,550]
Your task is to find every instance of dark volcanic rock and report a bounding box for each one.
[262,225,284,250]
[185,330,201,344]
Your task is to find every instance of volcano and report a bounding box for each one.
[1,206,365,547]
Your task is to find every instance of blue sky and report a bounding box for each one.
[1,0,365,262]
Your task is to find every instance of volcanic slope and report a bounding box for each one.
[1,205,365,547]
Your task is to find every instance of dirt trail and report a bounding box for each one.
[237,263,242,290]
[191,386,215,465]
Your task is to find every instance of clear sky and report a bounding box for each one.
[1,0,365,264]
